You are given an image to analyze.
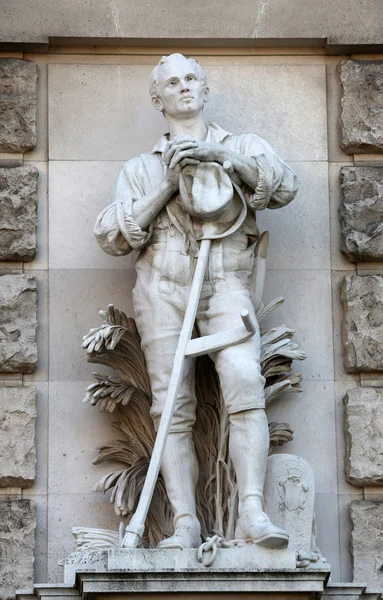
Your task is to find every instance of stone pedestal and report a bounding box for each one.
[41,547,331,600]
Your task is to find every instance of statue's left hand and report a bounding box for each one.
[164,137,227,167]
[187,141,226,164]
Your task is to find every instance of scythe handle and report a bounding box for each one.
[122,238,212,548]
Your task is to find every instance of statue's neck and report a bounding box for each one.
[166,113,208,141]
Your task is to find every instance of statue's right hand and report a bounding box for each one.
[163,137,200,193]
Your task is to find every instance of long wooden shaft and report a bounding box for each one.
[122,238,212,548]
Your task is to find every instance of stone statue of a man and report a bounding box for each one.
[95,53,298,550]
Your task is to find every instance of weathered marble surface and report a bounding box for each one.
[339,60,383,154]
[0,500,35,600]
[344,387,383,486]
[350,501,383,588]
[340,274,383,372]
[339,166,383,262]
[0,59,38,153]
[0,274,37,373]
[0,387,36,488]
[0,166,38,261]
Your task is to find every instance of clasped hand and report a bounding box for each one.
[163,135,225,193]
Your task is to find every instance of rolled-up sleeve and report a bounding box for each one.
[238,134,298,211]
[94,164,153,256]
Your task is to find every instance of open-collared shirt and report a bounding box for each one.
[94,122,298,259]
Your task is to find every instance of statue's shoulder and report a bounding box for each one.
[225,131,275,156]
[120,151,159,175]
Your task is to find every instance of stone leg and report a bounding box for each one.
[197,283,289,547]
[157,431,201,549]
[132,276,200,547]
[230,409,289,548]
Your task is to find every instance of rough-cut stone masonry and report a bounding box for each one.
[341,274,383,373]
[0,59,38,153]
[0,274,37,373]
[0,387,36,488]
[340,60,383,154]
[344,387,383,486]
[0,165,38,261]
[350,501,383,589]
[339,166,383,262]
[0,500,35,600]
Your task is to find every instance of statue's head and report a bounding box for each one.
[149,53,209,119]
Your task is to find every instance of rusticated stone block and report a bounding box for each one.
[0,59,38,153]
[340,60,383,154]
[0,500,35,600]
[0,166,38,261]
[350,501,383,588]
[344,387,383,485]
[0,387,36,488]
[341,274,383,372]
[339,166,383,262]
[0,275,37,373]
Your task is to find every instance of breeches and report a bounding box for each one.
[132,266,265,433]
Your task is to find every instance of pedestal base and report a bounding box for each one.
[108,545,297,571]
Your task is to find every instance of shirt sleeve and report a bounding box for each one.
[94,163,153,256]
[237,134,298,211]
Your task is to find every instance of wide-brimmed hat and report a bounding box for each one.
[179,162,247,239]
[179,162,234,220]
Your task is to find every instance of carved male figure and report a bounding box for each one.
[95,54,298,549]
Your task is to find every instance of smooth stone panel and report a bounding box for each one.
[340,60,383,154]
[0,499,36,600]
[205,65,327,161]
[114,0,261,41]
[339,166,383,262]
[0,0,117,44]
[350,500,383,588]
[262,269,333,381]
[266,380,337,495]
[48,63,164,161]
[314,494,340,581]
[257,162,330,271]
[47,493,120,583]
[0,59,37,153]
[341,274,383,373]
[0,165,38,261]
[0,274,37,373]
[32,495,48,585]
[48,269,136,381]
[1,0,383,46]
[344,387,383,486]
[255,0,383,46]
[48,380,122,495]
[48,161,134,270]
[0,387,36,488]
[49,63,327,162]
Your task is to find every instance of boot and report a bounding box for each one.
[229,409,289,549]
[157,431,201,549]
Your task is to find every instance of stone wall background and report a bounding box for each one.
[0,47,382,595]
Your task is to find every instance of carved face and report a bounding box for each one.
[152,55,208,119]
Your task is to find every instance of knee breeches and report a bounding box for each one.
[133,268,265,433]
